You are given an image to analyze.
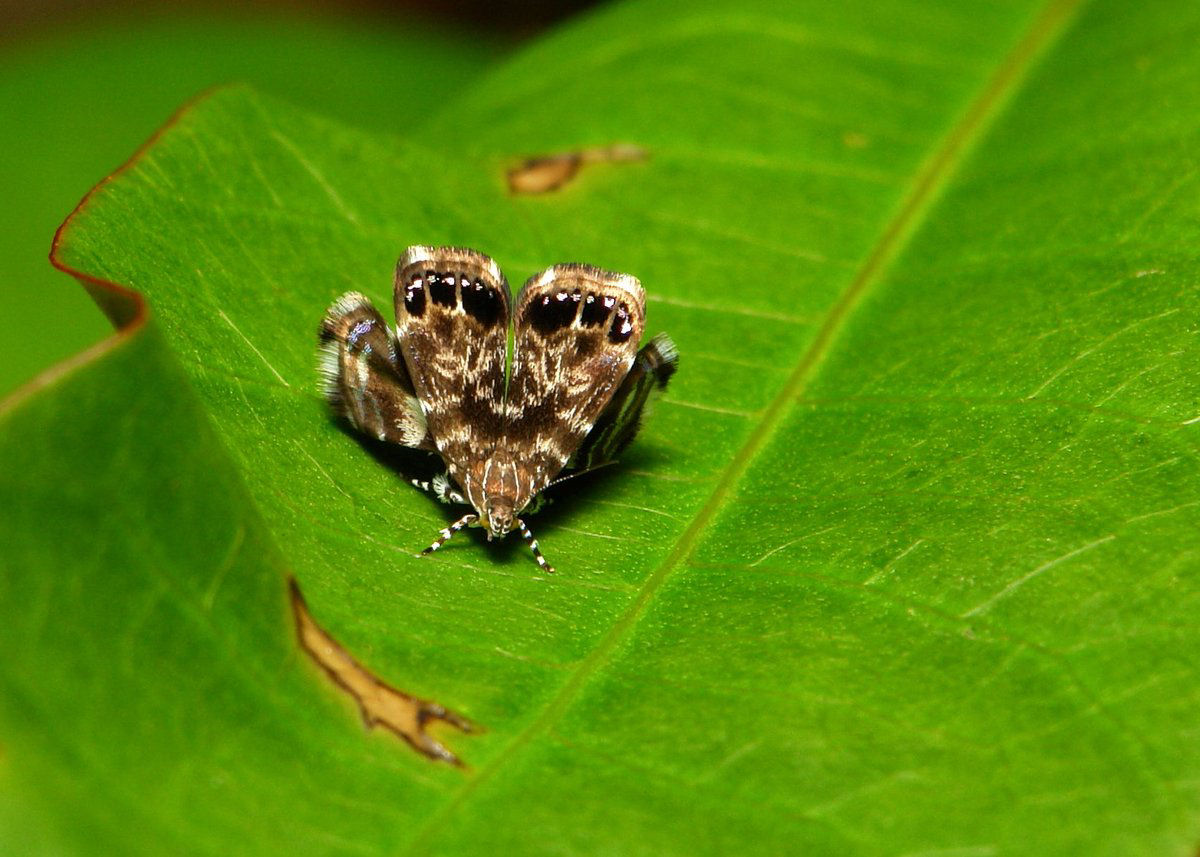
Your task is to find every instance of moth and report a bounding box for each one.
[318,246,678,573]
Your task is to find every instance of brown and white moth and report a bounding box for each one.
[318,246,678,573]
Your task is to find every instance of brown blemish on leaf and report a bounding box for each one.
[289,578,478,766]
[507,143,647,194]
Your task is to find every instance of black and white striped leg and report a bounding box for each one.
[516,518,555,573]
[420,513,478,556]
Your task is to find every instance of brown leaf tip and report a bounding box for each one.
[288,577,479,767]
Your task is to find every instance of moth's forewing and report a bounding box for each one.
[567,332,678,473]
[506,264,647,495]
[318,291,433,448]
[393,246,512,484]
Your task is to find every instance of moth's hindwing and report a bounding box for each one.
[393,246,512,481]
[318,291,432,448]
[507,264,647,494]
[568,332,678,472]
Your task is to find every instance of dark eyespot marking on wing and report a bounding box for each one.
[403,273,427,317]
[428,271,456,308]
[608,301,634,343]
[527,289,581,335]
[580,293,610,327]
[524,288,634,339]
[405,267,505,329]
[461,276,504,328]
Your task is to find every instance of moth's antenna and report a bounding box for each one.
[546,460,619,489]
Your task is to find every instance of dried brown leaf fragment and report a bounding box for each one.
[507,143,647,194]
[289,578,478,766]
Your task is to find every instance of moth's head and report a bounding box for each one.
[474,451,520,540]
[483,497,515,540]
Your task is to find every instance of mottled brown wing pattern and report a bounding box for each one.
[318,291,432,449]
[506,264,647,498]
[393,246,511,491]
[317,247,678,575]
[566,332,678,473]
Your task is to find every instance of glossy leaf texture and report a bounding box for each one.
[6,0,1200,854]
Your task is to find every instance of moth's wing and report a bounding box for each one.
[393,246,511,481]
[566,332,678,473]
[507,264,646,494]
[318,291,433,449]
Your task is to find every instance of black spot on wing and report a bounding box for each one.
[403,274,427,317]
[579,293,611,327]
[461,277,504,328]
[527,290,581,336]
[608,302,634,343]
[428,271,456,308]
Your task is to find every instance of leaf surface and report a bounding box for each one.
[0,11,506,396]
[6,0,1200,854]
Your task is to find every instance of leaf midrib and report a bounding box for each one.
[404,0,1087,848]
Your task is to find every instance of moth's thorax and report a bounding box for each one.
[463,449,534,539]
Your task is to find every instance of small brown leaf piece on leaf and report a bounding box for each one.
[289,578,478,766]
[507,143,647,194]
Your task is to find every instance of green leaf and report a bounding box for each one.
[6,0,1200,853]
[0,10,507,397]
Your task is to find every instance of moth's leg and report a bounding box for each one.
[516,518,555,573]
[410,472,467,505]
[420,513,478,556]
[432,472,467,505]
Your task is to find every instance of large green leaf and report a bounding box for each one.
[5,0,1200,853]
